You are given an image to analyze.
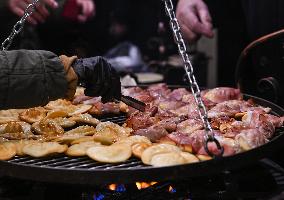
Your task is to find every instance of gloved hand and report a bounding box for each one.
[72,56,121,102]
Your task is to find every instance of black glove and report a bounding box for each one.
[72,56,121,102]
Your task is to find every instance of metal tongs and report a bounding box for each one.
[116,95,146,112]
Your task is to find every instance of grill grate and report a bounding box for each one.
[1,95,284,185]
[7,114,148,171]
[98,114,128,125]
[8,156,148,170]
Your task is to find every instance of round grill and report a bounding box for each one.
[0,95,283,185]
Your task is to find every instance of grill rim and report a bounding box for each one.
[0,94,283,185]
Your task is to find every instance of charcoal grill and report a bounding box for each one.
[0,94,283,185]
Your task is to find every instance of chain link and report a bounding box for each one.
[1,0,41,50]
[162,0,223,156]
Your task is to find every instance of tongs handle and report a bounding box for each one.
[116,95,146,112]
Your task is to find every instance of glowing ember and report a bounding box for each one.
[168,185,176,193]
[108,184,117,191]
[135,182,157,190]
[108,184,126,192]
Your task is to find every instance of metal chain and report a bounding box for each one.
[1,0,41,50]
[162,0,223,157]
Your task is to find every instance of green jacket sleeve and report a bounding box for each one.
[0,50,68,109]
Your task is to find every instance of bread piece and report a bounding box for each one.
[22,142,67,157]
[117,135,152,146]
[180,152,199,163]
[150,152,186,167]
[19,107,47,123]
[87,143,132,163]
[13,140,37,156]
[69,113,100,126]
[70,136,94,145]
[93,122,132,144]
[0,142,16,160]
[141,143,181,165]
[66,141,101,157]
[131,142,151,158]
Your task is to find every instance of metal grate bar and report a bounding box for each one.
[16,156,69,165]
[10,156,33,162]
[57,158,97,168]
[100,115,127,124]
[102,161,146,170]
[46,158,92,167]
[9,155,146,170]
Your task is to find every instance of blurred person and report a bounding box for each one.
[5,0,95,25]
[176,0,284,42]
[0,50,121,109]
[7,0,59,25]
[176,0,284,86]
[0,0,96,56]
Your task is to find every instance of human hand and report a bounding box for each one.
[8,0,58,25]
[72,56,121,102]
[76,0,95,23]
[62,0,95,23]
[176,0,214,42]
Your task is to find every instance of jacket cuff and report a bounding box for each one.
[59,55,79,100]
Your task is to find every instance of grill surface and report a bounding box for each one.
[8,156,147,171]
[0,95,283,185]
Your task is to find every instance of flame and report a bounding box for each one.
[135,182,157,190]
[107,184,126,192]
[108,184,117,191]
[168,185,176,193]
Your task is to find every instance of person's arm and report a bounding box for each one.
[0,50,121,109]
[176,0,214,42]
[0,50,69,109]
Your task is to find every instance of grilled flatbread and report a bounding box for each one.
[0,109,24,124]
[69,113,100,126]
[70,136,94,145]
[66,141,101,157]
[93,122,132,144]
[131,142,152,158]
[87,143,132,163]
[22,142,67,157]
[19,107,47,123]
[32,120,64,136]
[150,152,186,167]
[65,125,96,136]
[45,99,92,116]
[180,152,199,163]
[116,135,152,146]
[13,140,37,156]
[0,142,16,160]
[141,143,181,165]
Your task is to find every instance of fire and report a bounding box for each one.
[108,182,158,192]
[135,182,157,190]
[168,185,176,193]
[108,184,117,191]
[108,184,126,192]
